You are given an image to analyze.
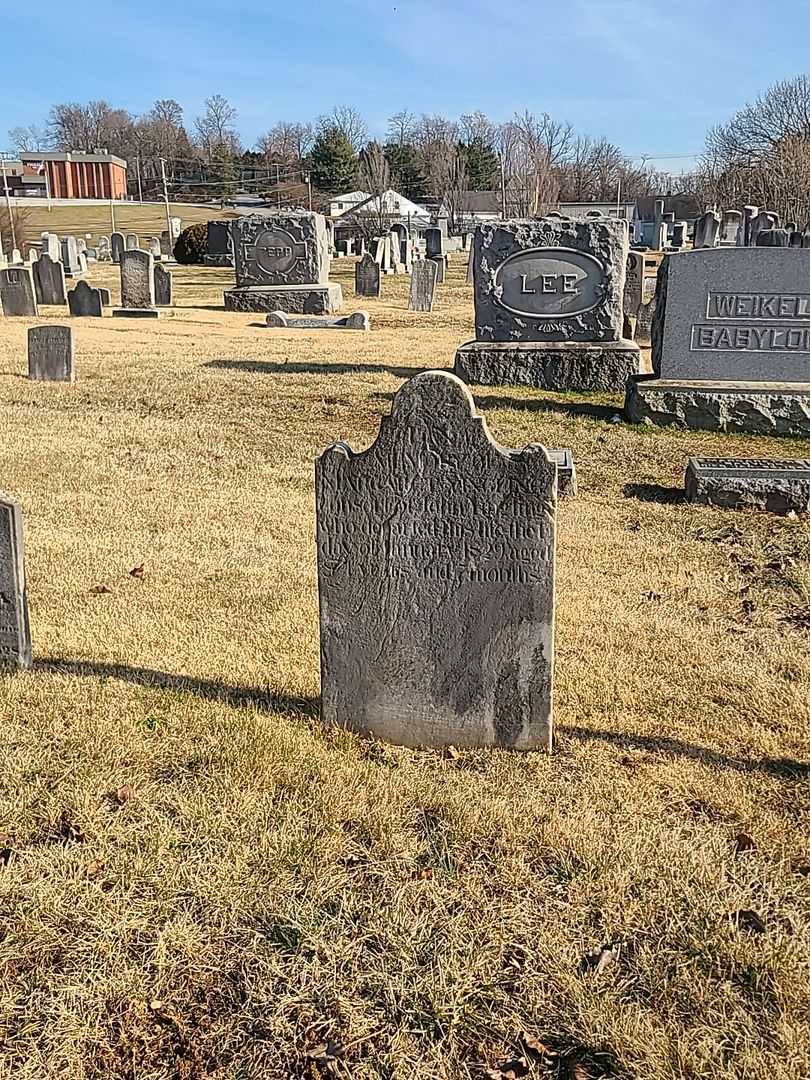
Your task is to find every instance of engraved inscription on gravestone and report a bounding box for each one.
[0,498,32,669]
[489,247,610,320]
[28,326,74,381]
[316,370,557,750]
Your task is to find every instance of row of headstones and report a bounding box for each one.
[693,206,810,249]
[354,249,444,311]
[0,250,172,317]
[109,232,172,264]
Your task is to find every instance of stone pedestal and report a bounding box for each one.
[455,339,641,392]
[112,308,162,319]
[224,283,343,315]
[625,375,810,436]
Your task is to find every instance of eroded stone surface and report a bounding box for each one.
[408,259,438,312]
[316,370,556,750]
[120,249,155,309]
[33,254,67,306]
[154,264,172,306]
[685,457,810,513]
[0,498,32,669]
[225,284,342,314]
[265,310,369,330]
[233,211,329,288]
[455,340,640,392]
[28,326,74,382]
[0,267,37,316]
[355,253,381,297]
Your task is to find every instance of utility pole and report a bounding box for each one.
[499,153,507,220]
[304,171,312,211]
[1,155,17,252]
[160,158,173,258]
[109,193,116,233]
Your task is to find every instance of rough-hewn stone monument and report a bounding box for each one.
[0,497,32,669]
[685,457,810,514]
[28,326,75,381]
[316,370,557,750]
[455,218,640,391]
[224,211,342,314]
[625,247,810,435]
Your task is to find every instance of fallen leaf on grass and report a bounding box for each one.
[129,564,146,579]
[306,1040,343,1066]
[89,584,112,595]
[519,1032,555,1062]
[781,606,810,632]
[729,909,766,934]
[734,832,757,855]
[110,784,135,806]
[82,860,106,880]
[791,860,810,877]
[484,1056,530,1080]
[57,812,85,844]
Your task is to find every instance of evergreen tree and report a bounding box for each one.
[309,126,358,193]
[384,142,426,200]
[461,136,499,190]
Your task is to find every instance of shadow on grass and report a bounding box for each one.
[37,658,319,717]
[623,482,685,505]
[205,359,424,379]
[561,725,810,779]
[473,394,619,422]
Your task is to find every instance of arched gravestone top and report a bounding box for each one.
[316,370,557,750]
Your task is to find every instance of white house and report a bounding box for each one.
[329,189,431,227]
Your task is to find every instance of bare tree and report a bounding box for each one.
[257,121,313,165]
[318,105,367,153]
[387,110,418,146]
[498,111,571,216]
[8,124,48,153]
[195,95,240,161]
[458,110,497,147]
[359,140,392,235]
[48,100,135,154]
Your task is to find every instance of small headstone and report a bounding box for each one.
[10,249,22,265]
[28,325,74,382]
[693,211,721,249]
[42,234,60,261]
[0,497,32,669]
[98,236,111,261]
[756,228,790,247]
[0,266,38,316]
[111,232,125,264]
[355,253,381,298]
[28,248,38,263]
[720,210,742,246]
[60,237,82,277]
[120,249,155,309]
[316,370,557,749]
[160,231,173,260]
[408,259,438,312]
[685,457,810,514]
[125,234,139,251]
[33,254,67,306]
[430,255,446,284]
[148,237,161,259]
[790,231,804,248]
[154,264,173,306]
[98,287,111,307]
[68,280,104,317]
[671,222,687,249]
[76,238,87,255]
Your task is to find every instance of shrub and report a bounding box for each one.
[174,222,209,264]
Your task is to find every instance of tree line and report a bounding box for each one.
[10,75,810,225]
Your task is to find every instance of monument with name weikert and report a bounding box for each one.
[224,211,342,314]
[625,247,810,435]
[316,370,557,750]
[455,217,640,391]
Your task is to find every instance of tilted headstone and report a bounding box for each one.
[28,326,74,382]
[685,457,810,514]
[225,211,342,314]
[33,254,67,306]
[720,210,742,246]
[0,497,32,669]
[117,249,156,310]
[125,234,139,251]
[355,253,381,298]
[408,259,438,312]
[455,217,640,390]
[111,232,125,264]
[0,266,38,316]
[467,244,474,283]
[68,280,104,317]
[60,237,82,277]
[372,236,385,265]
[266,310,369,330]
[693,211,721,249]
[430,255,446,284]
[154,264,172,306]
[316,370,557,749]
[625,247,810,435]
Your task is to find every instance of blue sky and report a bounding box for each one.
[4,0,810,170]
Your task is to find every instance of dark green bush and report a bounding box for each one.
[174,222,209,264]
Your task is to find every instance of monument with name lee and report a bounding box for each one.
[316,370,557,750]
[455,217,641,391]
[625,247,810,435]
[224,211,342,314]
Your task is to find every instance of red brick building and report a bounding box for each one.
[15,151,128,199]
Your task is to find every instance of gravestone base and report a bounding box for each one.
[685,457,810,514]
[204,255,233,267]
[112,308,162,319]
[224,283,343,314]
[625,376,810,436]
[454,339,641,392]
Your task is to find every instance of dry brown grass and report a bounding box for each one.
[0,254,808,1080]
[13,201,235,248]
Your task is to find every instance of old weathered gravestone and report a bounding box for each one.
[112,249,159,318]
[316,370,557,749]
[28,325,74,381]
[425,227,445,259]
[224,211,342,314]
[68,280,104,317]
[205,220,232,266]
[154,264,173,306]
[111,232,125,264]
[97,236,111,261]
[408,259,438,312]
[693,211,721,249]
[125,234,139,251]
[455,218,640,391]
[148,237,161,259]
[430,255,446,284]
[720,210,742,246]
[625,247,810,434]
[0,266,38,316]
[0,497,32,668]
[33,254,67,306]
[355,253,381,298]
[42,233,60,261]
[60,237,82,277]
[266,310,369,330]
[685,457,810,514]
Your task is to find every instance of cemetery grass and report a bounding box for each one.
[0,255,808,1080]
